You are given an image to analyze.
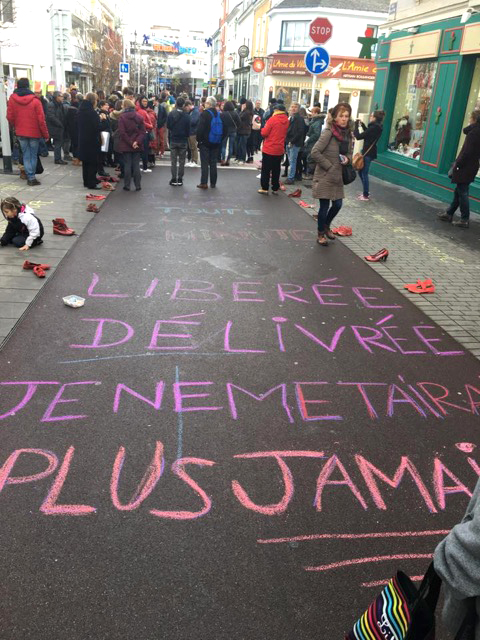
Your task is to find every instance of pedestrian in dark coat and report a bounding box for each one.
[220,101,240,165]
[196,96,223,188]
[236,100,253,163]
[304,108,324,175]
[46,91,67,164]
[354,109,384,201]
[66,93,82,164]
[118,99,146,191]
[311,103,353,246]
[438,110,480,228]
[77,93,102,189]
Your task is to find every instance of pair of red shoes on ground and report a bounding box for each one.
[52,218,75,236]
[23,260,50,278]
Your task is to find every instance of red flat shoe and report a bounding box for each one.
[23,260,51,270]
[86,203,100,213]
[298,200,314,208]
[33,265,46,278]
[101,181,115,191]
[332,226,352,236]
[288,189,302,198]
[86,193,106,200]
[404,278,435,294]
[365,248,389,262]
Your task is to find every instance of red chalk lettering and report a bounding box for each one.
[150,457,215,519]
[224,320,266,353]
[413,326,464,356]
[416,383,472,415]
[433,459,472,510]
[173,381,222,412]
[0,448,58,492]
[0,381,59,420]
[277,283,309,304]
[315,455,367,510]
[294,382,342,421]
[336,382,386,419]
[232,282,265,303]
[355,455,437,512]
[87,273,129,298]
[41,447,96,515]
[170,280,221,301]
[41,381,100,422]
[226,383,294,423]
[111,442,164,511]
[350,326,396,354]
[293,324,345,352]
[70,318,134,349]
[113,382,165,413]
[465,385,480,415]
[352,287,401,309]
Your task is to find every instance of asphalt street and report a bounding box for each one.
[1,168,479,639]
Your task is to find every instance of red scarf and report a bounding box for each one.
[330,122,348,142]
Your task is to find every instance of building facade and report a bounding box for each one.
[370,0,480,212]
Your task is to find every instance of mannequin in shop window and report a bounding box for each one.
[394,115,411,150]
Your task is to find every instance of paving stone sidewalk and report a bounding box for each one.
[0,155,114,345]
[281,174,480,358]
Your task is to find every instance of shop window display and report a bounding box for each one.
[388,61,437,160]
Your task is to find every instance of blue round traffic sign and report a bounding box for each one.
[304,46,330,75]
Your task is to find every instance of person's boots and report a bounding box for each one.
[20,167,27,180]
[52,218,75,235]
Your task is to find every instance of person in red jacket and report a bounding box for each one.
[258,104,289,194]
[135,96,153,172]
[7,78,49,186]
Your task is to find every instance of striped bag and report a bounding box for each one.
[345,564,440,640]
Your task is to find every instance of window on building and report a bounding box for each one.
[358,90,372,115]
[388,61,437,160]
[456,58,480,177]
[0,0,14,23]
[280,21,309,52]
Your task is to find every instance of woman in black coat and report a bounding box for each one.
[77,93,101,189]
[354,109,385,201]
[439,110,480,228]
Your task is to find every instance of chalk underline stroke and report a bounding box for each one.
[304,553,433,572]
[257,529,450,544]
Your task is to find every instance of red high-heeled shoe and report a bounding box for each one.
[365,248,389,262]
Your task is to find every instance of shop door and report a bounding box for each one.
[421,60,458,168]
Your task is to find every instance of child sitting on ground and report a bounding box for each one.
[0,197,44,251]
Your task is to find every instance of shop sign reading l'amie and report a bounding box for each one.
[268,54,376,80]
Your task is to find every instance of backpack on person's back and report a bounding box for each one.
[208,109,223,144]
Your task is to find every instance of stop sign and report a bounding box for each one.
[309,17,333,44]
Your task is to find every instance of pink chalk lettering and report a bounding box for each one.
[257,530,450,544]
[413,326,464,356]
[293,324,345,352]
[355,455,437,513]
[277,284,309,304]
[147,318,201,350]
[0,448,58,492]
[173,381,222,412]
[272,317,287,352]
[380,325,426,355]
[70,318,134,349]
[387,384,426,418]
[416,382,472,415]
[294,382,342,421]
[350,326,396,354]
[87,273,129,298]
[304,553,432,573]
[170,280,221,301]
[467,457,480,476]
[315,455,367,510]
[465,385,480,415]
[150,457,215,519]
[224,321,266,353]
[111,441,164,511]
[144,278,159,298]
[433,459,472,510]
[456,442,476,453]
[226,383,294,423]
[40,446,96,515]
[0,381,59,420]
[232,282,265,303]
[406,384,443,418]
[312,282,347,306]
[41,381,100,422]
[113,382,165,413]
[351,287,401,309]
[336,382,386,419]
[232,451,325,515]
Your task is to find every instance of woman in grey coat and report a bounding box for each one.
[310,102,353,245]
[434,476,480,637]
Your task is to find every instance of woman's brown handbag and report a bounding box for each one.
[352,135,381,171]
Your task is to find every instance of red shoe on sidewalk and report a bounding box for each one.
[86,193,107,200]
[86,203,100,213]
[52,218,75,236]
[332,226,353,236]
[404,278,435,294]
[365,249,389,262]
[288,189,302,198]
[23,260,51,271]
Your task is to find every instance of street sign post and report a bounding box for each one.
[309,17,333,45]
[119,62,130,75]
[304,45,331,109]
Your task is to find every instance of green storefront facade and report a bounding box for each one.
[370,15,480,214]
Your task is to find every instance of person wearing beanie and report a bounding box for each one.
[7,78,49,186]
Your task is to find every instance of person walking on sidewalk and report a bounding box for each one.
[310,103,353,246]
[220,101,240,166]
[47,91,68,164]
[7,78,49,186]
[118,99,145,192]
[354,109,385,201]
[167,97,190,186]
[235,100,253,164]
[196,96,224,189]
[438,109,480,229]
[186,100,200,167]
[77,93,102,190]
[135,96,153,172]
[284,102,307,184]
[258,104,289,195]
[156,94,168,158]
